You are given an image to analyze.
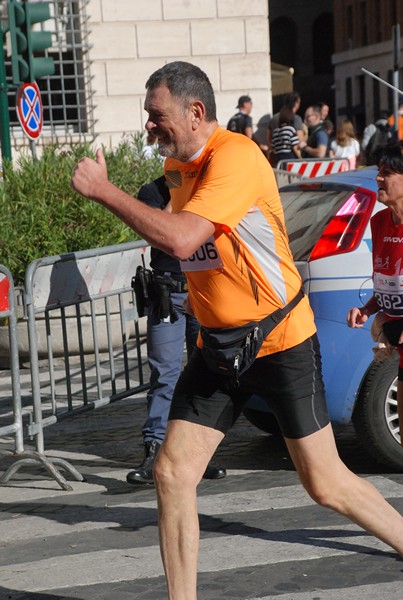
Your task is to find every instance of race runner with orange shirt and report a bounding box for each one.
[164,125,314,353]
[71,61,403,600]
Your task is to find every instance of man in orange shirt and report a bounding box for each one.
[72,61,403,599]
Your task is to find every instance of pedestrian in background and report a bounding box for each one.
[267,91,305,156]
[300,105,329,158]
[227,95,253,138]
[252,113,271,158]
[362,111,393,166]
[317,101,330,122]
[323,119,334,155]
[270,105,301,167]
[388,99,403,141]
[329,118,360,170]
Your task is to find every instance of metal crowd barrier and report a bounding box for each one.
[0,266,24,463]
[273,168,305,188]
[0,241,151,490]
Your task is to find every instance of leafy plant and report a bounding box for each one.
[0,134,163,285]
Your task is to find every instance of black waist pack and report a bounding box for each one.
[200,289,304,384]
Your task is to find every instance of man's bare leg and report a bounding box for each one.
[286,423,403,555]
[153,419,224,600]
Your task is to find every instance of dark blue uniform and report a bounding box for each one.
[127,176,225,484]
[137,176,199,444]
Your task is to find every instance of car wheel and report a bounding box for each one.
[353,355,403,470]
[242,408,281,435]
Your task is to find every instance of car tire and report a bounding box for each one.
[242,408,282,435]
[352,355,403,470]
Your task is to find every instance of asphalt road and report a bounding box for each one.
[0,379,402,600]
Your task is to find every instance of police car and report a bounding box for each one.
[243,166,403,470]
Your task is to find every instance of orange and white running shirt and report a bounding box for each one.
[164,127,316,356]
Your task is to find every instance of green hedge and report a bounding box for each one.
[0,133,163,285]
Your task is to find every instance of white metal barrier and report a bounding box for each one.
[0,241,151,490]
[273,168,305,188]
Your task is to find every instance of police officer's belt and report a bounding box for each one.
[153,271,188,293]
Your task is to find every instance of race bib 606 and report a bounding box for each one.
[180,236,223,272]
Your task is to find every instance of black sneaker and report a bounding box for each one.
[203,460,226,479]
[126,439,161,485]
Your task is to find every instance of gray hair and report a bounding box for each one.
[146,61,217,122]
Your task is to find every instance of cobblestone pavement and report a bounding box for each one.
[0,361,403,599]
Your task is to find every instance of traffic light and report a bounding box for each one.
[8,0,29,84]
[8,0,55,85]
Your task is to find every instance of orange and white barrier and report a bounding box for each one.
[277,158,350,178]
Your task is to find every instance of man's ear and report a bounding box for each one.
[191,101,205,129]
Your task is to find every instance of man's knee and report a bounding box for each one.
[153,448,202,491]
[303,480,335,508]
[299,465,353,511]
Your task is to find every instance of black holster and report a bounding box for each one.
[131,266,153,317]
[152,275,179,323]
[131,267,178,323]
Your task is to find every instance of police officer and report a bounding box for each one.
[227,95,253,138]
[127,176,226,483]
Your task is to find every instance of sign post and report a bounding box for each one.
[16,80,43,157]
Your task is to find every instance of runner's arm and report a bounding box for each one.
[71,149,215,260]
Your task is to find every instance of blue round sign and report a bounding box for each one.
[16,82,43,140]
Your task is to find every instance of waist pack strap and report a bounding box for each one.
[260,288,305,337]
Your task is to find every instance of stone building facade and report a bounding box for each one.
[2,0,273,155]
[332,0,403,134]
[84,0,272,148]
[268,0,334,117]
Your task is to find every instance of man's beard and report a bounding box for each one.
[157,137,190,163]
[157,138,176,158]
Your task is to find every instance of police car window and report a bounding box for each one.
[281,189,352,261]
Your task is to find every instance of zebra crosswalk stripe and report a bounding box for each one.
[246,581,403,600]
[3,476,402,544]
[0,525,391,593]
[0,476,402,594]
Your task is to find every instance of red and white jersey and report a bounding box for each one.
[371,207,403,317]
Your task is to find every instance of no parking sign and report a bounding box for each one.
[16,82,43,140]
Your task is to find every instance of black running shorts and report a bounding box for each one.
[169,333,330,439]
